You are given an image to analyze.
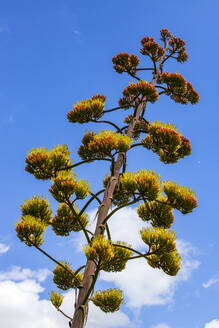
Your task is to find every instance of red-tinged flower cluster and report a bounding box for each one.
[67,94,106,124]
[25,145,72,180]
[140,36,165,61]
[159,72,199,104]
[78,130,131,160]
[142,121,192,163]
[137,200,174,229]
[169,36,188,62]
[51,203,88,236]
[160,28,171,41]
[112,52,140,75]
[163,181,198,214]
[119,81,159,108]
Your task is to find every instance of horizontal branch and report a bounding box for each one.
[135,68,154,71]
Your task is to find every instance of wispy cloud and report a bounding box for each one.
[0,243,10,255]
[0,266,51,282]
[203,277,219,288]
[0,25,9,33]
[73,29,81,36]
[152,324,172,328]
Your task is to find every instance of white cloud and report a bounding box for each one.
[0,266,51,282]
[0,243,10,255]
[203,277,219,288]
[0,271,130,328]
[205,319,219,328]
[152,324,172,328]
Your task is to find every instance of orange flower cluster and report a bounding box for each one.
[169,36,188,63]
[25,145,72,180]
[159,72,199,104]
[140,36,165,61]
[67,94,106,123]
[163,181,198,214]
[78,130,131,160]
[137,201,174,229]
[119,81,159,108]
[49,174,90,202]
[53,261,83,290]
[112,52,140,75]
[52,203,88,236]
[142,121,192,163]
[160,28,171,41]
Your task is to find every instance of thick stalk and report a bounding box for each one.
[70,103,145,328]
[71,42,169,328]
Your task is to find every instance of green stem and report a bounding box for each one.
[105,223,111,240]
[67,201,91,244]
[91,119,123,134]
[25,237,82,286]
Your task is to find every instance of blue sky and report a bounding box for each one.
[1,1,219,327]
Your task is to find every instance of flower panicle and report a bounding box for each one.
[53,261,83,290]
[67,94,106,124]
[112,52,140,75]
[78,130,131,160]
[142,120,192,164]
[91,288,123,313]
[25,145,72,180]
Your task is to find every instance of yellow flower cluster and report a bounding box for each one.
[49,172,90,202]
[16,196,52,247]
[25,145,72,180]
[20,196,52,224]
[137,199,174,229]
[53,261,83,290]
[15,215,47,247]
[50,291,64,309]
[91,288,123,313]
[52,203,88,236]
[84,235,114,265]
[142,121,192,164]
[102,241,132,272]
[78,130,131,160]
[163,181,197,214]
[103,170,161,205]
[67,94,106,123]
[141,227,181,276]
